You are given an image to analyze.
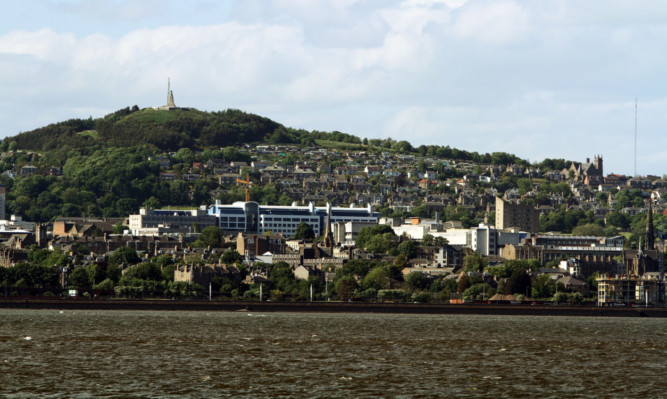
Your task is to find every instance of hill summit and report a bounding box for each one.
[8,106,287,152]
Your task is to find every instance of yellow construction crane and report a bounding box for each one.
[236,174,252,202]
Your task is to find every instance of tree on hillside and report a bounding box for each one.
[355,225,395,249]
[221,250,242,265]
[397,240,418,259]
[113,222,128,234]
[571,223,605,236]
[195,226,223,248]
[463,252,487,272]
[109,247,140,266]
[294,222,315,241]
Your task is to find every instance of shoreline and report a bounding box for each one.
[1,298,666,317]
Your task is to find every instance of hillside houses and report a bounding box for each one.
[1,143,665,305]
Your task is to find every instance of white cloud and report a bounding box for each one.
[0,0,667,175]
[451,1,529,43]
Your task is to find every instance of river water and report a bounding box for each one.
[0,309,665,398]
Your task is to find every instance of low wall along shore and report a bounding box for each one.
[1,299,666,318]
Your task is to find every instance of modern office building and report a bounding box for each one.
[129,207,218,235]
[208,201,380,237]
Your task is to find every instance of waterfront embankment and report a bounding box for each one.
[1,298,665,317]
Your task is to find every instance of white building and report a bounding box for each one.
[129,207,218,236]
[333,221,379,246]
[208,201,380,237]
[387,218,525,256]
[0,215,36,232]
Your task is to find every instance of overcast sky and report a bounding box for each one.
[1,0,665,176]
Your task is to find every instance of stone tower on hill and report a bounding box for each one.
[153,78,188,111]
[167,80,176,108]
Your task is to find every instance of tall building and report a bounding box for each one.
[495,196,539,234]
[208,201,380,238]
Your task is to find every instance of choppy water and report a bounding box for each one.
[0,310,665,398]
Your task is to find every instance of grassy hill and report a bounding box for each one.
[3,106,284,153]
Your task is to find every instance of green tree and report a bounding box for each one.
[362,267,392,291]
[405,272,432,291]
[571,223,605,236]
[421,234,434,246]
[463,283,493,301]
[335,276,358,301]
[143,196,160,209]
[86,264,106,286]
[173,148,195,164]
[433,236,449,247]
[10,263,58,288]
[394,254,408,269]
[336,259,380,279]
[109,247,140,266]
[365,233,396,254]
[504,269,531,296]
[123,262,163,281]
[221,250,242,265]
[294,222,315,241]
[355,225,395,249]
[606,211,630,230]
[463,252,487,272]
[456,272,470,293]
[397,240,418,259]
[569,292,584,305]
[93,278,115,291]
[195,226,223,248]
[553,291,569,304]
[112,222,128,234]
[531,274,556,299]
[106,264,122,283]
[68,267,91,290]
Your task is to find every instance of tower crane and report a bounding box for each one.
[236,174,252,202]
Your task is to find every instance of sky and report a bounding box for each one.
[0,0,665,176]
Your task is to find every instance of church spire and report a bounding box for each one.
[323,203,334,248]
[645,199,655,251]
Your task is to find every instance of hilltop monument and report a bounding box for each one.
[153,78,188,111]
[166,78,176,108]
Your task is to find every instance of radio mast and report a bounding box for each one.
[634,97,637,177]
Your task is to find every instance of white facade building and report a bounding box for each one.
[129,207,218,236]
[208,201,380,237]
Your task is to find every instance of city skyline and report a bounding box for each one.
[1,1,666,176]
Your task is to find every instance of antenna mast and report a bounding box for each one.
[634,97,637,177]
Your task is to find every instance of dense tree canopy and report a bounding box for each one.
[294,222,315,241]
